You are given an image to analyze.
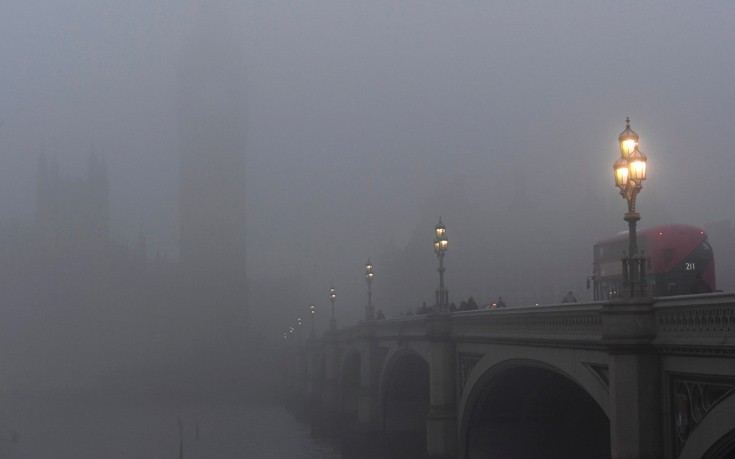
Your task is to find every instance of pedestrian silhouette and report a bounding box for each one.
[562,290,577,303]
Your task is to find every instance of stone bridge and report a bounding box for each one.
[286,293,735,458]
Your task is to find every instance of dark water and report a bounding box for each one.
[0,396,342,458]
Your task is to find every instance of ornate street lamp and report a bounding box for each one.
[365,259,374,320]
[613,117,648,297]
[329,286,337,330]
[434,218,449,311]
[309,304,316,339]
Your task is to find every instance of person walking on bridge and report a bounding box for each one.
[562,290,577,303]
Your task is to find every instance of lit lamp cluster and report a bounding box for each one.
[434,218,449,311]
[329,286,337,330]
[283,305,316,345]
[613,117,648,297]
[365,259,374,320]
[309,303,316,339]
[283,315,306,344]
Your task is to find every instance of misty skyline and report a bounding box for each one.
[1,1,734,328]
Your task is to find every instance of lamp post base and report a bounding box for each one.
[621,211,646,298]
[621,256,647,298]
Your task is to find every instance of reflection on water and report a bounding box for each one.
[0,396,341,458]
[0,393,430,458]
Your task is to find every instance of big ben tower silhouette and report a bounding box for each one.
[177,5,249,361]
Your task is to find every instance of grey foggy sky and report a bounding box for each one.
[1,1,735,324]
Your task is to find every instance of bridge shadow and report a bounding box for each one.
[341,431,428,459]
[382,353,429,434]
[465,365,610,459]
[339,350,431,458]
[341,350,361,422]
[379,351,430,458]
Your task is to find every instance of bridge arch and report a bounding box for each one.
[680,390,735,459]
[458,347,609,421]
[377,347,430,456]
[459,357,610,458]
[378,347,430,432]
[310,351,327,400]
[340,347,361,420]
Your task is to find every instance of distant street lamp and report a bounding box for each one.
[613,117,648,297]
[365,259,374,321]
[309,304,316,339]
[297,317,303,344]
[329,286,337,330]
[434,218,449,312]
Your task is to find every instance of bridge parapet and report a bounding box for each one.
[371,316,428,340]
[654,293,735,352]
[450,303,603,344]
[322,294,735,354]
[336,305,606,346]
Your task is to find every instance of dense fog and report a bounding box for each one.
[0,1,733,454]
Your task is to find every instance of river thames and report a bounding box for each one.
[0,396,343,458]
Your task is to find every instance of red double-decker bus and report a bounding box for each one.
[592,224,716,300]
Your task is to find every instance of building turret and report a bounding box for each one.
[35,151,109,249]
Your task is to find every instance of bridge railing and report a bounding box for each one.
[449,302,604,344]
[319,292,735,349]
[326,316,433,344]
[653,292,735,350]
[323,303,606,346]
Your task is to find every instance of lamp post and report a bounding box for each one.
[365,259,374,320]
[309,304,316,339]
[434,218,449,312]
[297,317,303,344]
[329,286,337,330]
[613,117,648,298]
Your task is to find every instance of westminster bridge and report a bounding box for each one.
[284,292,735,458]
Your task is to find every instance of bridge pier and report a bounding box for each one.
[602,298,662,459]
[318,331,340,411]
[310,331,342,436]
[305,340,318,398]
[357,323,381,429]
[426,313,457,458]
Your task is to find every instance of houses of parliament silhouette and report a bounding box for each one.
[0,11,252,399]
[3,135,250,399]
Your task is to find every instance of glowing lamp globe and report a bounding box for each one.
[618,117,639,158]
